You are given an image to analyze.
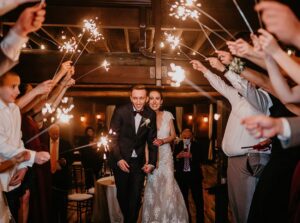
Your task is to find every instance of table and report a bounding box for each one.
[92,176,124,223]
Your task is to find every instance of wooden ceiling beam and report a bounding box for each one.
[191,31,211,54]
[148,28,155,52]
[124,28,131,53]
[66,90,220,98]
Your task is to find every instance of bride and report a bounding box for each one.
[142,90,189,223]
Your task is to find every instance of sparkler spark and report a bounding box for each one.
[169,1,200,21]
[42,103,54,116]
[59,37,78,53]
[164,32,207,59]
[168,63,186,87]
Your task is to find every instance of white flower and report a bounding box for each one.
[141,118,151,127]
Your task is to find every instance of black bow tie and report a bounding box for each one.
[133,110,143,116]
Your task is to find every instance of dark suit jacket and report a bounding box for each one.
[173,140,203,179]
[109,103,158,168]
[49,138,73,191]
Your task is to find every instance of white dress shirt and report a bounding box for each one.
[204,70,264,156]
[0,99,35,192]
[132,107,142,157]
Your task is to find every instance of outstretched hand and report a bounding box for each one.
[13,3,46,37]
[206,57,226,72]
[190,60,208,74]
[241,115,284,139]
[258,29,281,55]
[215,50,233,65]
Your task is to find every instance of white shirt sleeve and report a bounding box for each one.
[277,118,291,148]
[0,0,39,16]
[0,128,35,167]
[224,70,272,114]
[204,70,240,105]
[0,27,28,62]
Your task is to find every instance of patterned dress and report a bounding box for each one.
[142,111,189,223]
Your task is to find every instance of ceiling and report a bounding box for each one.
[1,0,264,101]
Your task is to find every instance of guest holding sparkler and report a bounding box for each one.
[0,71,50,222]
[190,58,270,223]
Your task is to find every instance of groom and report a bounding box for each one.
[109,85,158,223]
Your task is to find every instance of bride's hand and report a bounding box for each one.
[153,138,164,146]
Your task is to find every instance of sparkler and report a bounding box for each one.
[168,63,186,87]
[75,60,110,81]
[53,37,78,78]
[72,19,104,66]
[195,20,217,51]
[232,0,254,33]
[169,0,235,40]
[26,98,75,144]
[254,0,263,28]
[164,33,207,59]
[41,103,55,116]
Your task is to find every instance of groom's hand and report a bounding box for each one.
[117,159,130,173]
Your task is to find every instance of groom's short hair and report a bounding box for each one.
[131,85,148,94]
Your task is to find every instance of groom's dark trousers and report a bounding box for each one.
[113,158,145,223]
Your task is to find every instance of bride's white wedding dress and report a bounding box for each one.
[142,111,189,223]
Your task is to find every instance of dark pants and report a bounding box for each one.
[175,172,204,223]
[113,158,145,223]
[247,154,299,223]
[51,188,68,223]
[4,186,23,221]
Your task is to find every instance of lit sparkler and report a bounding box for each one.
[73,18,104,66]
[75,59,111,81]
[164,33,207,59]
[169,0,235,40]
[168,63,186,87]
[42,103,55,116]
[59,37,78,54]
[169,0,200,21]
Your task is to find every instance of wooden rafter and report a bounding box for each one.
[191,31,211,54]
[124,28,131,53]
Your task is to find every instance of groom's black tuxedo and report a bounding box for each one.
[110,103,158,167]
[109,103,158,223]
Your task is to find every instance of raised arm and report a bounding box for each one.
[258,28,300,85]
[16,80,53,112]
[227,37,266,69]
[255,1,300,49]
[33,77,75,123]
[0,3,46,75]
[190,60,240,105]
